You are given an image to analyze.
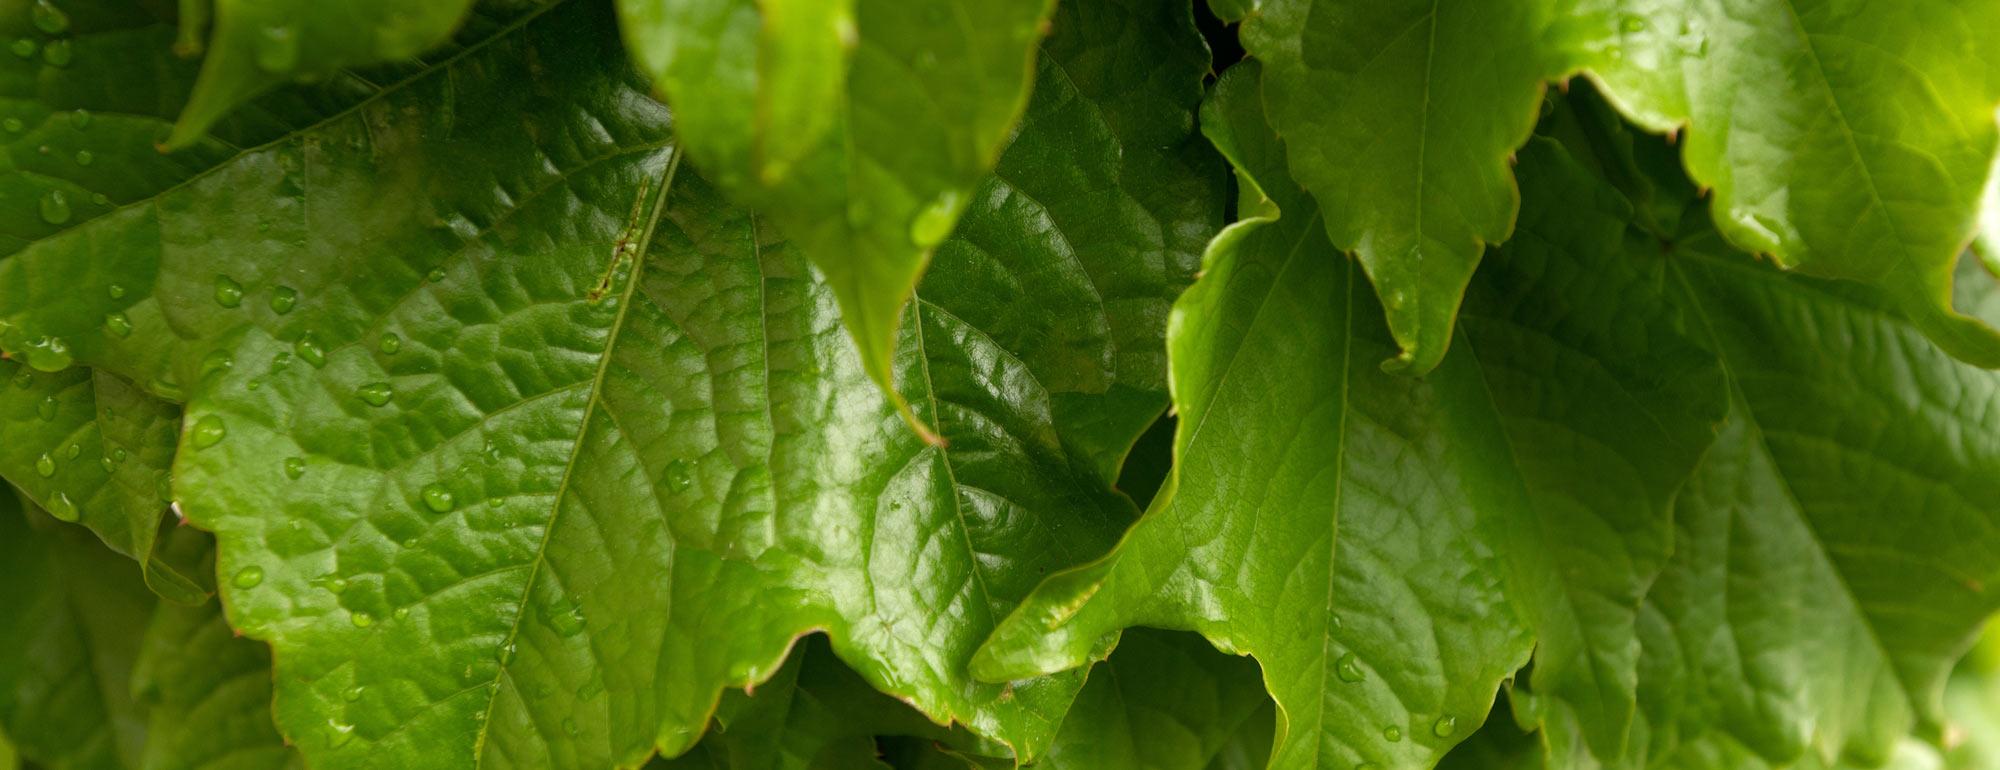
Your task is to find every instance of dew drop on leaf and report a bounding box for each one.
[232,566,265,588]
[103,311,132,338]
[342,685,364,702]
[8,39,33,59]
[1620,14,1647,33]
[67,108,88,128]
[357,382,393,407]
[34,452,55,477]
[420,483,455,513]
[350,611,375,628]
[98,456,114,473]
[189,415,227,448]
[908,190,962,247]
[665,459,694,492]
[284,457,306,479]
[325,719,355,748]
[30,1,69,34]
[1,117,20,133]
[255,25,299,73]
[1433,715,1457,737]
[199,349,234,380]
[1383,725,1402,743]
[46,492,77,521]
[1335,652,1364,683]
[110,448,126,462]
[496,642,515,664]
[39,190,71,225]
[213,275,244,308]
[426,267,446,283]
[270,286,298,314]
[107,284,126,299]
[377,333,401,355]
[71,149,90,166]
[39,38,70,67]
[392,607,409,620]
[295,333,327,368]
[35,395,57,421]
[63,443,79,460]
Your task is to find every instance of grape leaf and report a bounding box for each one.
[0,362,198,603]
[0,0,1222,765]
[613,0,1057,431]
[975,67,1726,770]
[1218,0,2000,372]
[165,0,482,147]
[0,500,297,770]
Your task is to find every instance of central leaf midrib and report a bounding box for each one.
[468,148,683,768]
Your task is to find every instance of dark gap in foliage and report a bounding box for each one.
[1117,413,1178,510]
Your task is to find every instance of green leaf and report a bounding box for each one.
[165,0,480,147]
[0,498,297,770]
[0,495,154,770]
[1220,0,2000,371]
[0,0,1222,765]
[975,71,1727,770]
[0,363,200,604]
[614,0,1058,432]
[1034,630,1272,770]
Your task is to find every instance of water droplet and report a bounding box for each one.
[35,453,55,477]
[1336,653,1365,683]
[103,312,130,338]
[189,415,227,448]
[1620,14,1647,33]
[496,642,516,664]
[254,25,299,72]
[420,483,455,513]
[377,333,401,355]
[425,267,446,283]
[67,109,89,128]
[40,190,71,225]
[1383,726,1402,743]
[283,457,306,479]
[24,336,71,372]
[150,376,183,401]
[107,284,126,299]
[486,496,504,508]
[342,685,364,702]
[908,191,963,247]
[664,459,693,493]
[269,286,298,314]
[350,611,375,628]
[36,395,57,421]
[318,574,349,593]
[9,38,34,58]
[98,456,115,473]
[111,448,126,462]
[39,38,70,67]
[30,1,70,34]
[1,117,20,133]
[246,378,262,390]
[325,719,355,748]
[10,370,31,389]
[392,607,409,620]
[563,717,579,737]
[213,275,244,308]
[71,149,90,166]
[46,492,77,521]
[232,566,265,588]
[544,600,585,637]
[1432,716,1457,738]
[295,333,326,368]
[63,443,79,460]
[356,382,393,407]
[199,349,233,380]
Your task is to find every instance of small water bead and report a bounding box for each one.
[1335,653,1365,683]
[342,685,364,702]
[283,457,306,479]
[1432,716,1457,738]
[68,109,89,128]
[30,1,70,34]
[1620,14,1647,33]
[71,150,90,166]
[376,333,401,355]
[425,267,446,283]
[24,336,72,371]
[10,370,31,389]
[664,459,694,492]
[103,312,132,338]
[34,453,55,477]
[189,415,227,448]
[563,718,579,737]
[107,284,126,299]
[294,334,326,367]
[213,275,244,308]
[1382,726,1402,743]
[232,565,265,588]
[63,443,79,460]
[246,378,262,390]
[40,190,71,225]
[325,719,355,748]
[1,117,21,133]
[36,396,57,421]
[356,382,393,407]
[40,38,70,67]
[150,377,184,401]
[111,448,126,462]
[318,574,349,593]
[392,607,410,620]
[198,349,233,380]
[46,492,77,521]
[9,38,33,58]
[269,286,298,314]
[420,483,455,513]
[350,610,375,628]
[495,641,516,664]
[98,456,115,473]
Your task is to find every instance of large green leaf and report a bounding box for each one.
[0,498,294,770]
[165,0,484,147]
[0,363,198,603]
[0,0,1221,765]
[976,68,1725,770]
[614,0,1057,430]
[1218,0,2000,372]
